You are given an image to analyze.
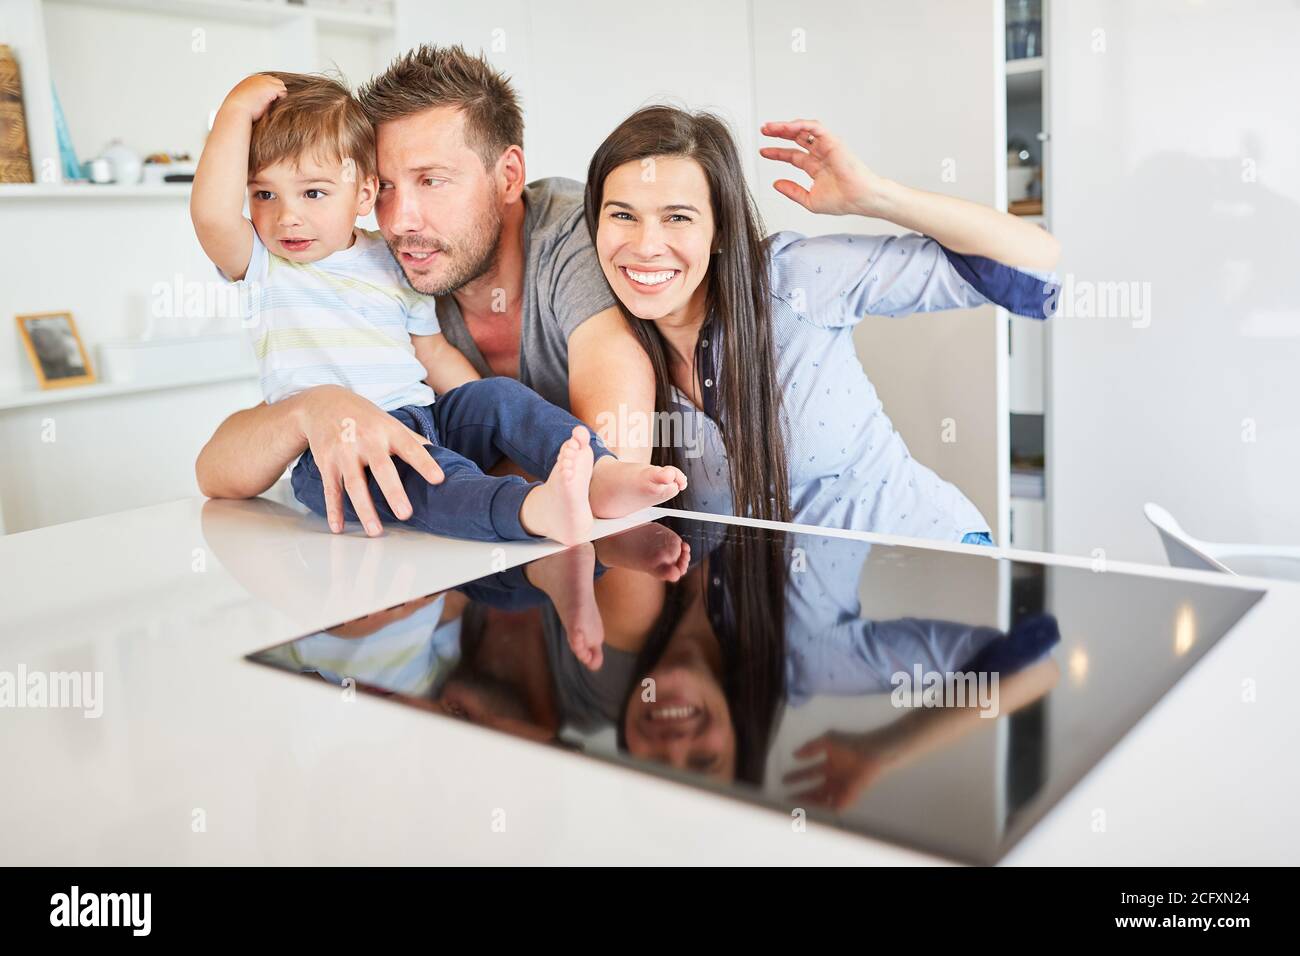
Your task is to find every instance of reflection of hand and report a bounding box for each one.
[439,683,555,742]
[594,523,691,581]
[783,729,896,811]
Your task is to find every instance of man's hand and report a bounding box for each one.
[295,386,444,536]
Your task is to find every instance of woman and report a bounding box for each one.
[584,108,1060,541]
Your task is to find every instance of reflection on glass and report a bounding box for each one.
[249,517,1262,863]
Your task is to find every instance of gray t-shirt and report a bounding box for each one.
[433,177,617,411]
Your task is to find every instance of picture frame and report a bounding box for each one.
[15,312,95,389]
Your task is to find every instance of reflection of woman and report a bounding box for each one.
[616,520,1060,802]
[586,109,1060,542]
[617,524,788,785]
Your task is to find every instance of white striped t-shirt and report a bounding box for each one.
[231,229,439,411]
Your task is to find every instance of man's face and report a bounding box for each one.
[375,106,504,296]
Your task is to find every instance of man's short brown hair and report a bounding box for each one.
[248,72,376,181]
[357,44,524,170]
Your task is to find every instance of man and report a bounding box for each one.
[195,45,653,537]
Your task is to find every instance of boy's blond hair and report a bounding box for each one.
[248,72,376,182]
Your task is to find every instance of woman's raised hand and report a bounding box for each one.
[759,119,885,218]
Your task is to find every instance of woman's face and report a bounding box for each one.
[624,630,736,779]
[595,155,716,325]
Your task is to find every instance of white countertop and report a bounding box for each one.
[2,486,1296,865]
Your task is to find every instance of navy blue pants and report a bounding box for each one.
[291,377,613,541]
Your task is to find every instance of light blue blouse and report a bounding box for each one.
[673,230,1055,542]
[780,533,999,706]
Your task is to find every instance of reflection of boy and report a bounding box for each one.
[256,593,462,698]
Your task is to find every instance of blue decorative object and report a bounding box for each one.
[50,84,83,181]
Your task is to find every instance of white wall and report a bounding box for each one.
[1046,0,1300,563]
[395,0,757,187]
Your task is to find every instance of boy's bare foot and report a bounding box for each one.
[519,427,595,545]
[525,543,605,671]
[588,457,688,518]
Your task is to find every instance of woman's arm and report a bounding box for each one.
[865,178,1058,272]
[760,119,1060,271]
[568,307,656,463]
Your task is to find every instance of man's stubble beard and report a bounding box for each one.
[389,193,504,297]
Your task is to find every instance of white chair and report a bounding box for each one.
[1143,502,1300,576]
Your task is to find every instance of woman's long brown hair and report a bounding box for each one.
[585,106,791,522]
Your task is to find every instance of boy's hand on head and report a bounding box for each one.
[223,74,288,122]
[192,76,284,280]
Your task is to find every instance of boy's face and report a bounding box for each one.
[248,155,377,263]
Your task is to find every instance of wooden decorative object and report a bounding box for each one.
[16,313,96,389]
[0,44,35,183]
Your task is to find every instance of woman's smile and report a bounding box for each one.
[619,265,681,293]
[596,155,716,324]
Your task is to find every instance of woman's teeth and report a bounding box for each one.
[626,268,677,286]
[649,705,698,721]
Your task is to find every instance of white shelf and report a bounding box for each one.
[0,367,256,411]
[0,182,192,200]
[46,0,394,34]
[2,0,396,190]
